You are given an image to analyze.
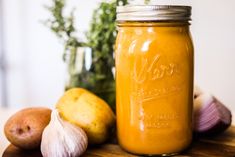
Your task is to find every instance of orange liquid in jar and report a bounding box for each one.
[115,22,194,155]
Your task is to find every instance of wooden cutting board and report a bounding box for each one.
[3,126,235,157]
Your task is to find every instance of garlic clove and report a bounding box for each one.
[41,110,88,157]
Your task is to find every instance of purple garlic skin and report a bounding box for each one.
[193,88,232,136]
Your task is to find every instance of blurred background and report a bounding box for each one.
[0,0,235,111]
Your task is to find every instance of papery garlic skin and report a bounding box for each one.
[41,110,88,157]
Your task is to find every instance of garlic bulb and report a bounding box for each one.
[41,110,88,157]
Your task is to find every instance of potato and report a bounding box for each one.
[4,107,51,149]
[56,88,115,144]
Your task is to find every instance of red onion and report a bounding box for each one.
[193,87,232,136]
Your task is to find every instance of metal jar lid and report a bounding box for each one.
[116,5,191,22]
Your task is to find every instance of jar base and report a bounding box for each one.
[135,152,179,157]
[120,145,180,157]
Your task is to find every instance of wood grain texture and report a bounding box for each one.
[3,126,235,157]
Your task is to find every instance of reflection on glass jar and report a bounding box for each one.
[65,47,92,90]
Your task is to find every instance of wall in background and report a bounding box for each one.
[192,0,235,109]
[1,0,235,110]
[2,0,62,108]
[1,0,99,108]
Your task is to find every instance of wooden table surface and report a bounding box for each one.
[3,126,235,157]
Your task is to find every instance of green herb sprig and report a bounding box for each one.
[45,0,128,110]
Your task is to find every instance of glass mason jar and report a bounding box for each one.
[115,5,194,156]
[65,47,116,110]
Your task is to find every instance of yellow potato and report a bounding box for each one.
[56,88,115,144]
[4,107,51,149]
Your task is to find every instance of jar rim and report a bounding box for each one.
[116,5,191,22]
